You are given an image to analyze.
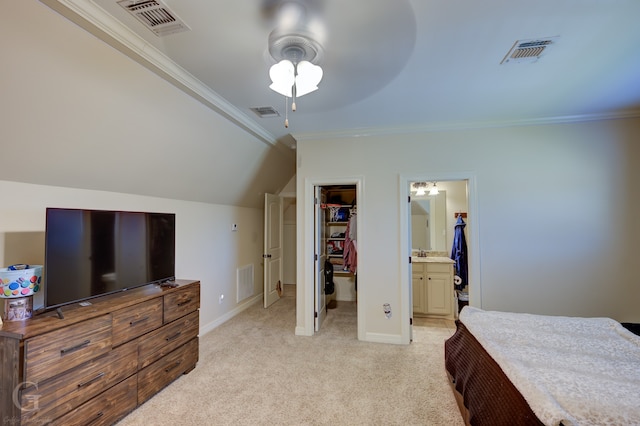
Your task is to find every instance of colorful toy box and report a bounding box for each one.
[0,265,42,321]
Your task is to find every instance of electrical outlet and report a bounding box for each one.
[219,294,224,304]
[231,223,238,231]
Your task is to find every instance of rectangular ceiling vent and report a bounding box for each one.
[250,106,281,118]
[500,37,558,64]
[118,0,190,36]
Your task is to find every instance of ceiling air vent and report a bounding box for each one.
[250,106,281,118]
[500,37,558,64]
[118,0,190,36]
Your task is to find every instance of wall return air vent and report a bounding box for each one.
[118,0,190,36]
[501,37,558,64]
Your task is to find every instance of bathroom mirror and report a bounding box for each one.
[411,190,446,252]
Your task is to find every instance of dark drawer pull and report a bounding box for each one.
[176,298,192,307]
[130,316,150,326]
[86,411,104,425]
[166,332,182,342]
[77,372,105,388]
[60,339,90,355]
[164,360,182,373]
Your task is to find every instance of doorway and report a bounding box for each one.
[314,184,357,332]
[401,176,476,343]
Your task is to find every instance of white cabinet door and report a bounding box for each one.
[412,264,426,314]
[426,272,451,315]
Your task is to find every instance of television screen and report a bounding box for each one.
[44,208,175,310]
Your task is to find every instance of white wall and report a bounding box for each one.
[296,118,640,343]
[0,180,265,334]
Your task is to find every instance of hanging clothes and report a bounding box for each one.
[450,214,468,291]
[343,208,357,274]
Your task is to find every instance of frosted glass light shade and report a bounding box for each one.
[269,60,323,98]
[295,61,323,96]
[269,60,295,97]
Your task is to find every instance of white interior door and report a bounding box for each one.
[264,193,283,308]
[314,186,327,331]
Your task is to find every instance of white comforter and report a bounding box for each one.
[459,307,640,426]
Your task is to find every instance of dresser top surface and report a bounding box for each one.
[0,280,199,340]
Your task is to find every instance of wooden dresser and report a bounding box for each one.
[0,279,200,426]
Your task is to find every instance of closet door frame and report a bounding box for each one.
[297,176,364,339]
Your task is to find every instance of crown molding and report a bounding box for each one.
[38,1,640,146]
[40,0,278,147]
[293,109,640,142]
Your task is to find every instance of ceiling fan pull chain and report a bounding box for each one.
[284,96,289,128]
[291,84,297,112]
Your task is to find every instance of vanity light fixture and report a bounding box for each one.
[412,181,439,196]
[413,182,428,196]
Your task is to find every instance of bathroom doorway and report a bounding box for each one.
[401,175,477,343]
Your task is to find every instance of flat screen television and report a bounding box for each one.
[44,208,175,310]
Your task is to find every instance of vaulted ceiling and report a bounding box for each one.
[42,0,640,148]
[5,1,639,208]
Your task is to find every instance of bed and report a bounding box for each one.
[444,306,640,426]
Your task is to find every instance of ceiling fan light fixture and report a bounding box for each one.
[267,4,325,128]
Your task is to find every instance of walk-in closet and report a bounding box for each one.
[315,185,357,332]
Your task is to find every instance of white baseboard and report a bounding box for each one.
[364,332,404,345]
[295,326,313,336]
[199,293,263,336]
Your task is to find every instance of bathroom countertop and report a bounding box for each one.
[411,256,454,263]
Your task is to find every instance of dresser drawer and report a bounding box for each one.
[112,298,163,346]
[138,337,198,404]
[51,374,137,426]
[138,310,199,370]
[164,284,200,323]
[24,315,112,383]
[21,340,137,423]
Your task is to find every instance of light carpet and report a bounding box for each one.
[116,289,464,425]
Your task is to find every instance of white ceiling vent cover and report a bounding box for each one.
[118,0,190,36]
[501,37,558,64]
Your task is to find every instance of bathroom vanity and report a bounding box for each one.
[411,256,455,319]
